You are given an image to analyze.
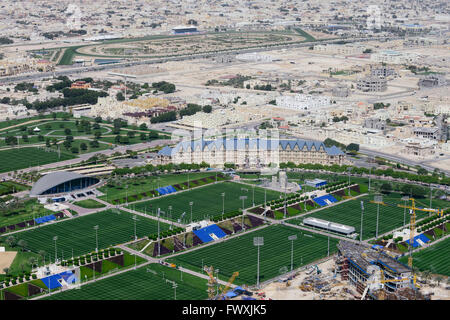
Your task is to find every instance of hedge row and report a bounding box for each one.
[148,227,185,240]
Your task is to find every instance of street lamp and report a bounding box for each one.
[94,225,99,252]
[189,201,193,223]
[288,235,297,271]
[253,237,264,289]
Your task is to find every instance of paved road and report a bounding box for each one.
[0,35,399,85]
[359,148,450,177]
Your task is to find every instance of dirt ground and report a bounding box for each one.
[260,259,357,300]
[0,251,17,274]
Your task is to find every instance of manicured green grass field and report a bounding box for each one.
[399,237,450,276]
[98,172,219,203]
[168,225,338,285]
[73,199,106,209]
[0,198,56,228]
[8,210,170,258]
[289,195,429,240]
[43,263,208,300]
[129,181,282,223]
[0,147,76,173]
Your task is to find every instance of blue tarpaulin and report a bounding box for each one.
[193,224,227,243]
[41,274,62,290]
[313,195,337,207]
[35,214,56,224]
[406,233,431,248]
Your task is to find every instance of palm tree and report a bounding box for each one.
[28,257,38,269]
[17,239,28,252]
[5,235,17,248]
[38,250,46,264]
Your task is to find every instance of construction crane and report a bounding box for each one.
[217,271,239,300]
[203,266,239,300]
[203,266,218,300]
[397,198,443,268]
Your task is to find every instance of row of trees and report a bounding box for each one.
[278,162,450,186]
[24,89,108,111]
[112,161,210,176]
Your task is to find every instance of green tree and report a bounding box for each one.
[116,92,125,101]
[80,142,88,151]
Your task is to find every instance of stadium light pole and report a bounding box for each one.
[254,237,264,289]
[168,206,172,230]
[133,215,138,240]
[252,185,255,207]
[288,235,297,271]
[221,193,225,219]
[189,201,193,223]
[360,201,364,243]
[94,225,99,252]
[240,195,247,212]
[53,236,58,263]
[368,167,372,192]
[157,208,161,257]
[126,185,128,205]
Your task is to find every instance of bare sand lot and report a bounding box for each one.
[0,251,17,274]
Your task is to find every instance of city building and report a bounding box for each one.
[418,74,447,88]
[413,127,440,140]
[364,118,386,131]
[356,76,387,92]
[156,138,346,168]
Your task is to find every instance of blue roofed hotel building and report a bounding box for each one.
[157,138,345,168]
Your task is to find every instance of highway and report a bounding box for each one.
[359,147,450,177]
[0,35,400,85]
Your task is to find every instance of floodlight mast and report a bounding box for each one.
[360,201,364,243]
[53,236,58,263]
[288,235,297,271]
[253,237,264,288]
[94,225,99,252]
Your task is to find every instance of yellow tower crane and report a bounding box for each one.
[203,266,218,300]
[217,272,239,300]
[397,198,443,268]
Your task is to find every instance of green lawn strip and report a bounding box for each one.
[0,198,64,229]
[98,172,217,203]
[7,250,41,276]
[289,195,429,240]
[168,224,337,286]
[0,147,76,173]
[43,263,208,300]
[7,209,170,258]
[129,182,282,223]
[398,237,450,276]
[73,199,106,209]
[4,282,29,297]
